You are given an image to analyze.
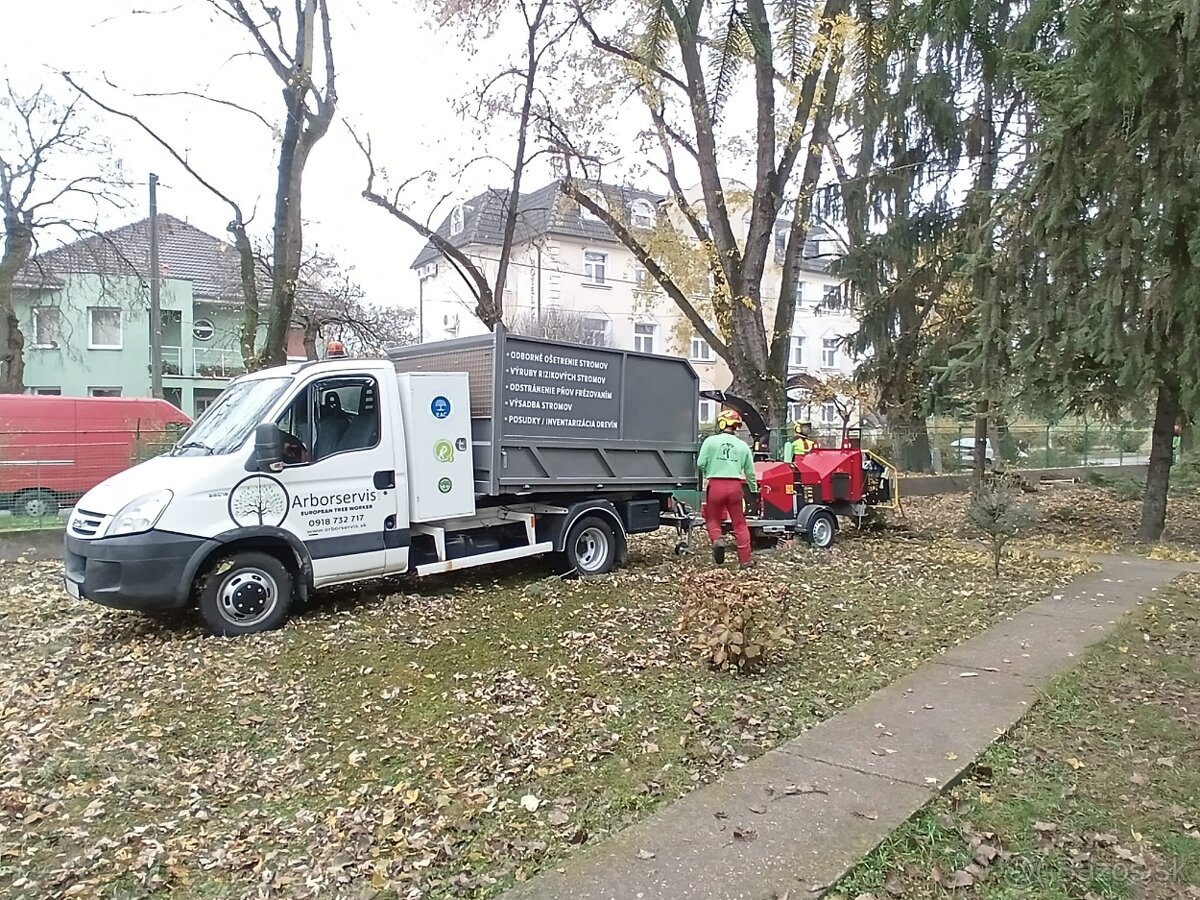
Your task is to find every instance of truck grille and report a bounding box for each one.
[70,510,106,538]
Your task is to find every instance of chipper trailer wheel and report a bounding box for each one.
[806,510,837,549]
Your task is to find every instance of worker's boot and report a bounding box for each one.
[712,539,728,566]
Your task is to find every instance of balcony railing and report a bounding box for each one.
[161,345,184,376]
[194,347,247,378]
[157,345,246,379]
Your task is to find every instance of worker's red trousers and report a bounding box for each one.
[704,478,752,565]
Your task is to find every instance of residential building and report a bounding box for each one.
[410,180,856,426]
[15,215,306,418]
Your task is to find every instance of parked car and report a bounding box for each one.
[0,395,191,518]
[950,437,1028,468]
[951,437,994,467]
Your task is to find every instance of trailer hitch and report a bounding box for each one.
[664,499,699,556]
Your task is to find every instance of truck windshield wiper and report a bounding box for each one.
[175,440,215,455]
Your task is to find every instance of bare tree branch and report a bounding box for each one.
[350,123,492,316]
[131,89,274,129]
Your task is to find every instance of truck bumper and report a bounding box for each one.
[64,530,216,612]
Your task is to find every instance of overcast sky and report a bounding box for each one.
[3,0,573,310]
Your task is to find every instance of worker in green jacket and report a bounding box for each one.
[782,421,818,463]
[698,409,758,567]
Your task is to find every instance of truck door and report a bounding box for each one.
[270,374,406,585]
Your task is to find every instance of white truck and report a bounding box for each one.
[63,328,699,636]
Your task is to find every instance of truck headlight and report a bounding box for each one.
[108,490,174,537]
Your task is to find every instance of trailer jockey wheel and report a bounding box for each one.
[806,510,837,549]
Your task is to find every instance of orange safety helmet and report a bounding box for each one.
[716,409,743,431]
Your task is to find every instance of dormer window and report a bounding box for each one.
[450,204,465,236]
[630,198,655,229]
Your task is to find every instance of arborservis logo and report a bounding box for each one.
[228,475,290,528]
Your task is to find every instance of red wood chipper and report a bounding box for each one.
[697,390,901,548]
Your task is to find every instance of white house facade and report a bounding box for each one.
[411,180,856,427]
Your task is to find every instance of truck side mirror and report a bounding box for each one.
[254,423,284,473]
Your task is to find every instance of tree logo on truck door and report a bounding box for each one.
[228,475,290,528]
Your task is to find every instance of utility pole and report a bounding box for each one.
[149,173,163,399]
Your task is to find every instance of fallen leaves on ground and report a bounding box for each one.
[0,520,1093,898]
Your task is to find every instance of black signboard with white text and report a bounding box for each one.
[500,338,622,440]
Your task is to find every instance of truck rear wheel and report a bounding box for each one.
[197,551,293,637]
[560,516,617,577]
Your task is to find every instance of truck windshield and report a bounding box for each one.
[171,377,292,456]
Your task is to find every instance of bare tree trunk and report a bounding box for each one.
[973,401,989,483]
[263,97,310,367]
[231,223,260,369]
[0,217,33,394]
[892,411,932,472]
[1138,381,1180,543]
[302,318,319,360]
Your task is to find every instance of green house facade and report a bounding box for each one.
[16,215,304,418]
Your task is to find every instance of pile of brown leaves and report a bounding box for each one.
[677,569,793,673]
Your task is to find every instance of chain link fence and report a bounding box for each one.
[765,424,1150,473]
[0,426,184,531]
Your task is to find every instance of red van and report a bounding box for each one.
[0,395,191,518]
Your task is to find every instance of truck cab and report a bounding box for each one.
[65,332,699,636]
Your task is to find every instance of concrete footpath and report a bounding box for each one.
[503,556,1195,900]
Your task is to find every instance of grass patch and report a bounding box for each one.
[832,575,1200,900]
[0,513,64,533]
[0,529,1091,898]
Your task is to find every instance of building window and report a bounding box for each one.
[32,307,63,349]
[822,284,841,309]
[788,402,807,423]
[690,335,714,362]
[30,386,61,396]
[775,227,788,257]
[449,205,465,237]
[583,316,610,347]
[633,266,649,287]
[163,387,183,410]
[192,318,215,342]
[821,402,838,425]
[630,199,655,229]
[89,387,122,398]
[633,321,657,354]
[194,388,222,416]
[790,335,805,368]
[88,307,123,350]
[822,337,839,368]
[583,250,608,286]
[698,399,715,424]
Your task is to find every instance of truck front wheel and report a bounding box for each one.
[197,551,293,637]
[560,516,617,577]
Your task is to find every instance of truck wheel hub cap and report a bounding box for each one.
[576,528,608,572]
[219,568,276,625]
